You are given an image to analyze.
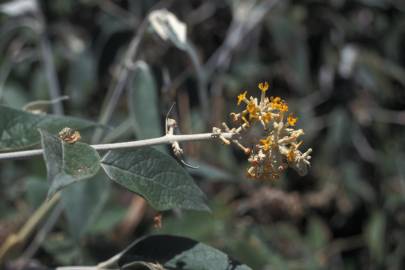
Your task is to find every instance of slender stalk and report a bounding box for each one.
[17,203,64,270]
[92,0,172,143]
[56,267,98,270]
[0,132,234,161]
[91,17,148,143]
[0,192,61,262]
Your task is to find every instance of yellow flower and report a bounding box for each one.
[287,114,298,126]
[237,91,247,106]
[262,112,272,123]
[247,101,259,119]
[270,96,288,112]
[223,79,311,181]
[279,103,288,112]
[258,81,269,92]
[260,137,272,151]
[271,96,281,104]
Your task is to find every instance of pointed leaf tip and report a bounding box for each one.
[101,147,209,212]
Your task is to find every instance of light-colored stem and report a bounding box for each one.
[56,267,98,270]
[55,248,128,269]
[0,132,234,161]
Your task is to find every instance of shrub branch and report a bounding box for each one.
[0,132,235,161]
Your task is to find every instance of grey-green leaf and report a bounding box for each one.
[128,61,162,140]
[62,173,110,241]
[118,235,252,270]
[100,147,209,211]
[0,105,98,151]
[39,130,101,198]
[366,211,386,264]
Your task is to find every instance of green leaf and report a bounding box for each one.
[161,202,230,242]
[118,235,252,270]
[306,216,330,251]
[42,233,79,265]
[100,147,209,211]
[66,50,96,108]
[1,83,29,109]
[366,211,386,264]
[128,61,162,140]
[39,130,101,198]
[0,105,98,151]
[25,177,48,209]
[89,202,127,234]
[62,173,110,240]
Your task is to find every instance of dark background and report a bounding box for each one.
[1,0,405,269]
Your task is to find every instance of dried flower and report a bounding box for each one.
[215,82,312,180]
[153,213,162,229]
[58,127,81,144]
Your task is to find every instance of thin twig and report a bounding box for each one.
[0,192,61,262]
[0,132,235,161]
[91,18,148,143]
[205,0,280,76]
[92,1,172,143]
[55,250,123,269]
[56,267,99,270]
[17,203,64,270]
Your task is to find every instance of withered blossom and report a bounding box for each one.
[215,82,312,180]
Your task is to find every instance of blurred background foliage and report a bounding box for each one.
[1,0,405,269]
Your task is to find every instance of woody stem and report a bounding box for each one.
[0,132,235,161]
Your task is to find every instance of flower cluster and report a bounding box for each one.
[216,82,312,180]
